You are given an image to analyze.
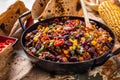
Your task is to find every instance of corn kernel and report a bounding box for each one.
[108,37,112,42]
[91,40,97,45]
[50,40,55,42]
[85,33,90,37]
[99,51,103,55]
[53,29,57,32]
[33,37,39,42]
[63,49,69,55]
[43,27,49,33]
[79,57,84,61]
[81,37,85,42]
[69,46,73,51]
[73,40,78,46]
[38,55,42,59]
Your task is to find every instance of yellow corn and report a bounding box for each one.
[98,1,120,42]
[108,37,113,42]
[43,27,49,33]
[63,49,69,55]
[91,40,97,45]
[85,33,90,37]
[33,37,39,42]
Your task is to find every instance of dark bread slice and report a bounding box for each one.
[0,0,28,35]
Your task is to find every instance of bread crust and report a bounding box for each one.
[0,0,28,35]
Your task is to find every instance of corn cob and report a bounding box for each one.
[98,1,120,42]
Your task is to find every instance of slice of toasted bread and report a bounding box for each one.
[0,0,28,35]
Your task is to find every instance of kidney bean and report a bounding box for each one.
[105,41,112,48]
[25,40,33,47]
[93,52,98,58]
[88,47,96,53]
[32,30,38,34]
[45,54,55,60]
[48,35,53,39]
[63,35,69,40]
[47,47,58,56]
[59,57,68,62]
[25,32,33,40]
[65,41,73,46]
[85,45,89,50]
[69,56,78,62]
[87,47,96,58]
[35,41,41,50]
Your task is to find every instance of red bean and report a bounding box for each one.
[69,56,78,62]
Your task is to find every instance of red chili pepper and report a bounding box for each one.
[5,39,14,45]
[54,39,64,46]
[28,51,35,56]
[41,36,49,42]
[0,43,5,48]
[0,48,2,52]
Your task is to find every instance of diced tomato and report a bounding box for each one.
[0,45,5,48]
[70,20,78,26]
[54,39,64,46]
[41,36,49,42]
[28,51,35,56]
[0,43,5,48]
[5,40,14,45]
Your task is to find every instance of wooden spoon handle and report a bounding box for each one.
[80,0,91,28]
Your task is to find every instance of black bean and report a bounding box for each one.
[69,56,78,62]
